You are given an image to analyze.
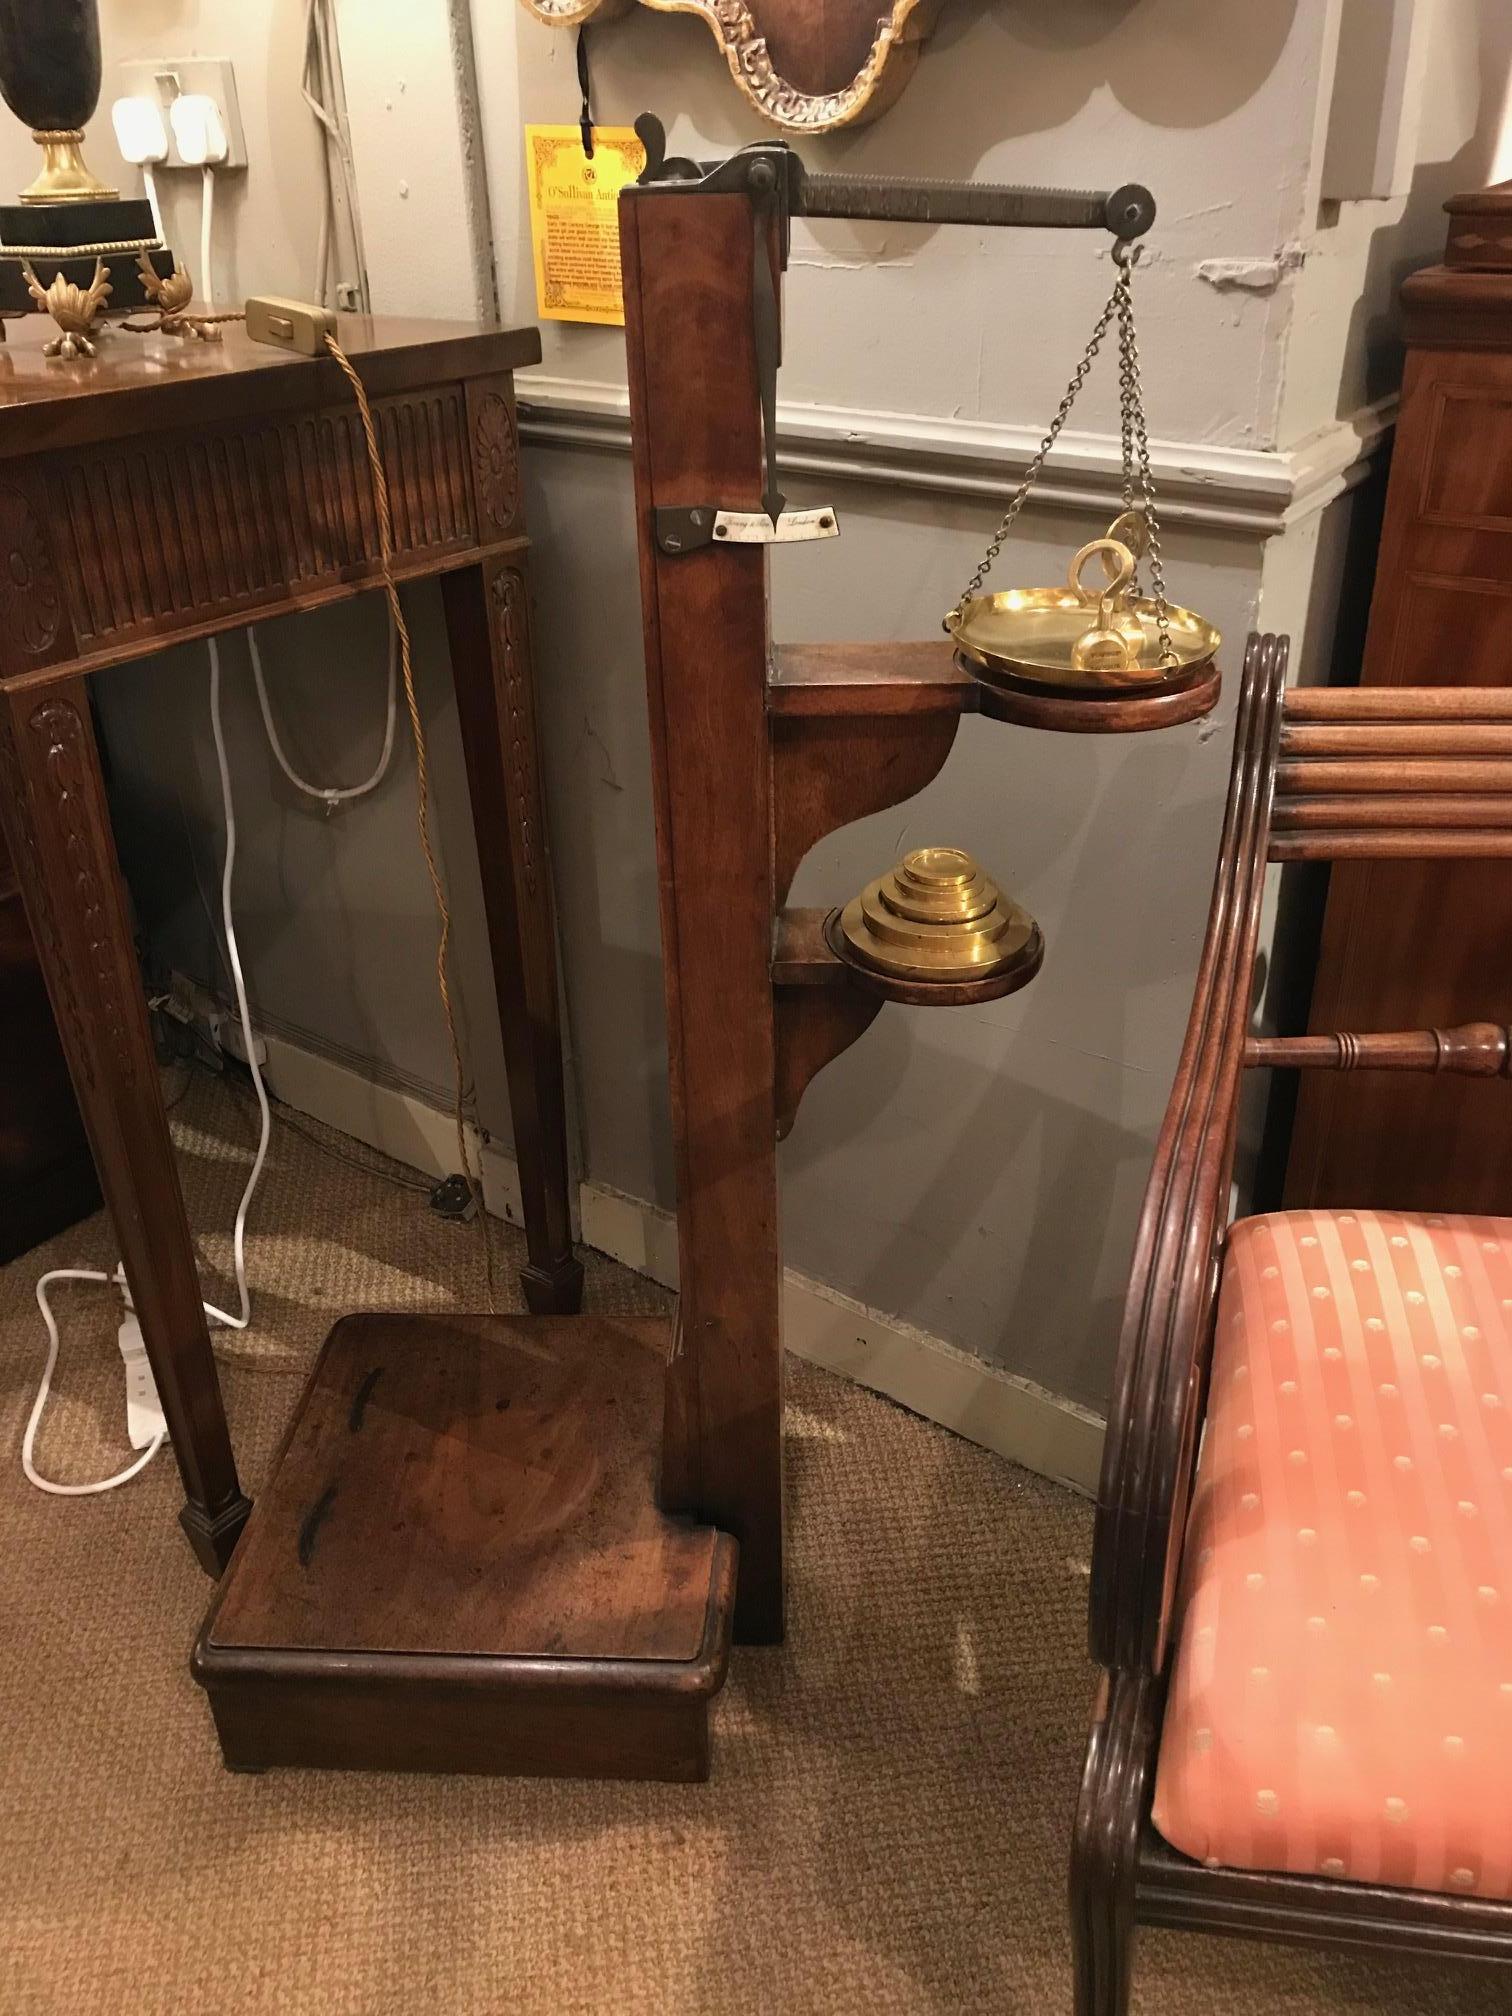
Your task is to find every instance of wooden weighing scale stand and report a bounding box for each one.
[195,122,1220,1784]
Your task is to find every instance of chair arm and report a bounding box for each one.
[1089,634,1288,1677]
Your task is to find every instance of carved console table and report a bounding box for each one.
[0,314,582,1575]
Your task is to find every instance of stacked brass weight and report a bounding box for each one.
[836,847,1039,984]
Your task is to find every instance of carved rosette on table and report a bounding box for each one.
[490,569,539,900]
[472,390,522,538]
[517,0,946,133]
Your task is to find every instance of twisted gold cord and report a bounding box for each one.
[323,332,498,1311]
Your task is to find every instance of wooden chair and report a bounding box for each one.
[1072,632,1512,2012]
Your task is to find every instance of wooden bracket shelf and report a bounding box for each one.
[963,653,1222,734]
[769,644,971,906]
[767,640,978,719]
[766,639,1221,736]
[771,907,1043,1137]
[773,905,1043,1006]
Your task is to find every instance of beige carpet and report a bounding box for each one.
[1,1074,1507,2016]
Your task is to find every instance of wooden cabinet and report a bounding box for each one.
[0,821,98,1260]
[1287,185,1512,1210]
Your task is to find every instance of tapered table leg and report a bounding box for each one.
[0,678,250,1573]
[442,557,583,1315]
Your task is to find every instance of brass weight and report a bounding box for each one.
[837,847,1036,982]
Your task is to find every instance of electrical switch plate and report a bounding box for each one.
[118,59,246,173]
[245,296,337,357]
[118,1311,169,1451]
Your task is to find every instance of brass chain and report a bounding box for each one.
[1112,244,1175,666]
[948,237,1174,668]
[945,281,1119,631]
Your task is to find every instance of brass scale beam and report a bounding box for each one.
[634,113,1156,544]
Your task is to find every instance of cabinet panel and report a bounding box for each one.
[1288,310,1512,1212]
[1420,384,1512,529]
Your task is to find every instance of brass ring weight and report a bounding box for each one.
[947,531,1221,704]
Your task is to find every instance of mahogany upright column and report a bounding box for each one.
[620,188,785,1641]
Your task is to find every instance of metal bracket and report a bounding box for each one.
[655,505,841,556]
[630,113,1155,242]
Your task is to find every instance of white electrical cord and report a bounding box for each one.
[250,617,397,805]
[23,639,274,1494]
[200,164,215,308]
[201,636,273,1331]
[302,0,369,309]
[142,162,165,247]
[23,1271,162,1495]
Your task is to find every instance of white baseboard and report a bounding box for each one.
[259,1028,530,1227]
[257,1026,1105,1495]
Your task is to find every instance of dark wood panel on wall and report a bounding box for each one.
[1286,257,1512,1212]
[0,821,100,1261]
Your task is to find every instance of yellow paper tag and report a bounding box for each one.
[524,125,646,327]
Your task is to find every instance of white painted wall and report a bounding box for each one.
[330,0,498,320]
[1278,0,1512,445]
[12,1,1511,1426]
[484,0,1327,452]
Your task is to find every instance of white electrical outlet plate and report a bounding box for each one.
[118,58,246,173]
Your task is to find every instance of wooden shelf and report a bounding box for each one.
[768,641,978,719]
[766,640,1220,734]
[193,1311,737,1782]
[774,906,1043,1008]
[965,654,1223,734]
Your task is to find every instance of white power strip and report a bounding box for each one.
[117,1311,169,1452]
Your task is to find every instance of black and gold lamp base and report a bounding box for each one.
[0,195,174,317]
[0,40,174,318]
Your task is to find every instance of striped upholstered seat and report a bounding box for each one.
[1153,1210,1512,1898]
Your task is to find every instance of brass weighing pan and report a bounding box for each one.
[948,531,1220,701]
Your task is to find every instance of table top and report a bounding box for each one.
[0,313,542,457]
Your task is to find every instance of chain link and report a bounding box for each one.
[948,237,1175,668]
[945,281,1120,631]
[1113,247,1175,666]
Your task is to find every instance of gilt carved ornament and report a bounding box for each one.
[517,0,947,133]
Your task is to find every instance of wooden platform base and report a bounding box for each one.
[192,1312,737,1782]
